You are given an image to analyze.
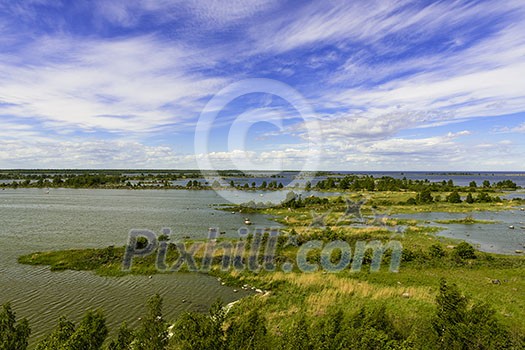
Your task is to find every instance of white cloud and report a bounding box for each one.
[507,123,525,133]
[1,1,525,170]
[250,0,523,54]
[0,138,189,169]
[0,35,227,134]
[93,0,279,29]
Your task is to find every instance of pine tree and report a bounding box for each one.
[0,303,31,350]
[36,317,75,350]
[135,294,168,350]
[226,309,269,350]
[107,322,134,350]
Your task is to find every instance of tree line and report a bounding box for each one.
[1,173,520,192]
[313,175,519,192]
[2,280,523,349]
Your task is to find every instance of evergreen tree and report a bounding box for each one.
[36,317,76,350]
[226,309,269,350]
[36,311,107,350]
[65,310,107,349]
[416,188,434,204]
[432,279,513,349]
[107,322,134,350]
[446,191,462,203]
[0,303,31,350]
[170,300,225,350]
[135,294,168,350]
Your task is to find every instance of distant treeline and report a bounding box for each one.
[1,280,522,349]
[312,175,520,191]
[0,171,520,192]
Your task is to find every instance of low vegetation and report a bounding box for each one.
[2,279,523,349]
[13,186,525,349]
[434,214,499,225]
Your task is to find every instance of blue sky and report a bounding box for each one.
[1,0,525,170]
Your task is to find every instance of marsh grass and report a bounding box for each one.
[17,191,525,341]
[435,214,499,225]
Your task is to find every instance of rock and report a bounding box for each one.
[402,292,410,298]
[492,279,501,285]
[255,289,263,294]
[233,289,238,293]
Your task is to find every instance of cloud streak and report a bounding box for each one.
[1,0,525,170]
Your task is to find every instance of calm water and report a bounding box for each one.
[395,210,525,254]
[2,186,525,345]
[0,188,280,344]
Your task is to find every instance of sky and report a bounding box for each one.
[1,0,525,171]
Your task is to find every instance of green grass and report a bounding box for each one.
[17,191,525,340]
[435,214,499,225]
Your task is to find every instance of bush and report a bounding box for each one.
[405,197,417,205]
[416,188,434,204]
[446,191,462,203]
[428,244,445,259]
[453,242,476,260]
[432,280,514,349]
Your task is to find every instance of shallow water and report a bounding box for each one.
[0,188,280,343]
[2,186,524,345]
[394,210,525,254]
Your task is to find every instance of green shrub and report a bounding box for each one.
[453,242,476,260]
[428,244,446,259]
[0,303,30,350]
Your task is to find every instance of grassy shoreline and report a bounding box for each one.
[18,192,525,334]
